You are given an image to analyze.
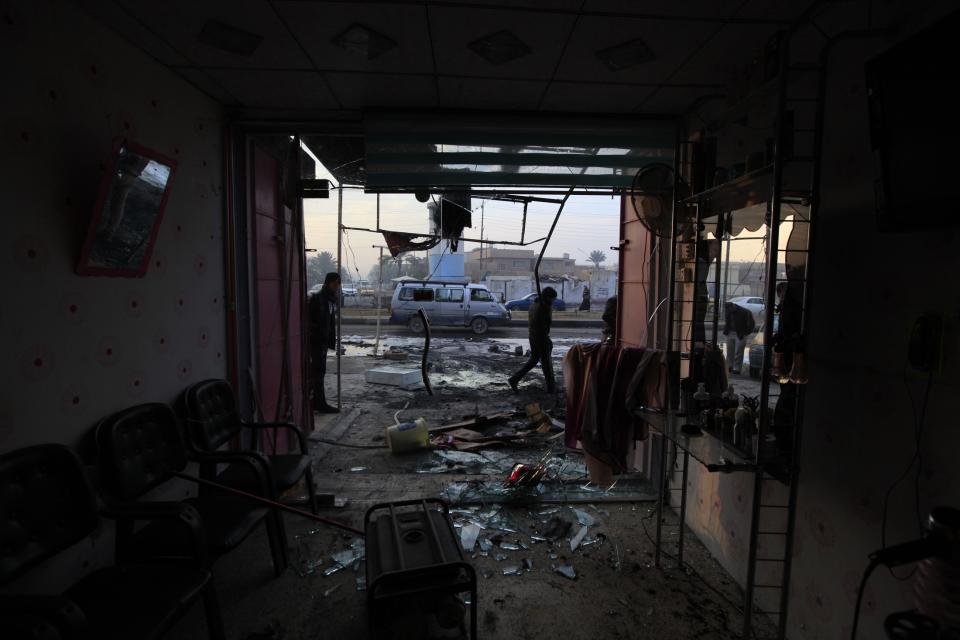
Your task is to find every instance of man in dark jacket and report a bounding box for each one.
[723,301,756,375]
[309,272,340,413]
[601,295,617,342]
[508,287,557,393]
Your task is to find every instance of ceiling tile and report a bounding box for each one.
[668,23,775,86]
[428,0,583,9]
[539,81,649,113]
[553,16,718,84]
[428,7,576,79]
[735,0,816,21]
[438,77,547,110]
[204,69,338,109]
[76,0,192,66]
[326,73,437,110]
[273,2,435,74]
[582,0,745,20]
[113,0,313,69]
[635,86,719,115]
[174,68,241,105]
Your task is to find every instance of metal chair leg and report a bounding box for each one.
[305,466,318,515]
[265,512,288,577]
[201,578,226,640]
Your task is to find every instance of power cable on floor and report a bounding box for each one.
[311,437,388,450]
[879,365,934,581]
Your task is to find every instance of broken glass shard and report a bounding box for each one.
[500,542,520,551]
[460,523,481,552]
[502,565,522,576]
[570,525,589,551]
[553,564,577,580]
[572,508,596,526]
[323,584,341,597]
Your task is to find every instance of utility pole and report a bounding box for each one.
[479,201,485,284]
[336,186,343,410]
[372,245,387,358]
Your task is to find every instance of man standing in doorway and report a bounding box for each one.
[309,272,341,413]
[723,300,756,375]
[508,287,557,393]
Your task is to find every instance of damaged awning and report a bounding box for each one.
[363,111,675,190]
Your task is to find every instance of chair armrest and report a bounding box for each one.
[0,595,86,636]
[242,421,308,453]
[101,501,208,567]
[188,450,276,498]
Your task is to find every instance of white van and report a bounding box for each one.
[389,281,511,334]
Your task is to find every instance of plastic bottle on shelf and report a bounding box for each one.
[723,385,737,408]
[693,382,711,416]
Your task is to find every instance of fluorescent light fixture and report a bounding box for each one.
[595,37,655,71]
[332,23,397,60]
[468,30,531,65]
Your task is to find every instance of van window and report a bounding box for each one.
[470,289,492,302]
[436,288,463,302]
[398,287,414,301]
[413,288,435,302]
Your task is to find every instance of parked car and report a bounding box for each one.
[504,292,567,312]
[748,316,779,378]
[389,281,511,334]
[728,295,765,325]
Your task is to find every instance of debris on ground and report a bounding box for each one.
[364,366,422,388]
[553,564,577,580]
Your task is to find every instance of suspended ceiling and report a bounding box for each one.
[76,0,825,119]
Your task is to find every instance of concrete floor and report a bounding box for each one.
[168,332,772,639]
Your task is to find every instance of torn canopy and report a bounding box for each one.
[381,230,440,257]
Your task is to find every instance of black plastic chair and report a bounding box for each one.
[182,379,317,513]
[0,443,224,640]
[95,402,288,576]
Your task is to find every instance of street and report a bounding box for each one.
[341,324,600,340]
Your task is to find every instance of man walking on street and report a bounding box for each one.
[309,272,341,413]
[509,287,557,393]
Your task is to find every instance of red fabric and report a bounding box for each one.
[564,344,665,474]
[563,343,601,449]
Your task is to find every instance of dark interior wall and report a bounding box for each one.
[673,6,960,639]
[0,0,226,453]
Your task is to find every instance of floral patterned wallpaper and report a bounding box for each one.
[0,2,225,457]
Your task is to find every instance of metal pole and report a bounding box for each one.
[373,245,385,357]
[656,129,683,567]
[173,471,363,536]
[678,450,690,566]
[721,225,732,311]
[336,186,343,410]
[654,439,669,568]
[743,31,790,639]
[534,188,574,296]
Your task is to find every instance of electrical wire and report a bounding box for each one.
[879,365,934,580]
[849,557,881,640]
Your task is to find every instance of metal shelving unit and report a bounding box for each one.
[651,30,825,640]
